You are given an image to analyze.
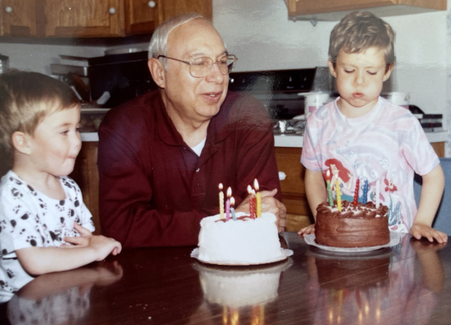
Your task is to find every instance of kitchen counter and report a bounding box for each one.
[81,131,449,147]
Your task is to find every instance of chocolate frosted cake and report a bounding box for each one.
[315,200,390,248]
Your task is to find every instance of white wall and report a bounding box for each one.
[213,0,448,117]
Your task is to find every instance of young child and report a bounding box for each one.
[0,71,122,299]
[298,11,447,243]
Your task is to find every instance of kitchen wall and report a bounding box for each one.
[0,0,450,154]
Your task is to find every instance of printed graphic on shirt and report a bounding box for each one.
[301,97,439,233]
[0,171,94,296]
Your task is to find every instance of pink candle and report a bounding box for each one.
[248,185,256,219]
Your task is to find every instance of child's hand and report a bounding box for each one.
[410,223,448,244]
[64,222,122,259]
[298,224,315,237]
[88,235,122,261]
[63,223,93,247]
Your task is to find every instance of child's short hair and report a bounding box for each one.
[329,11,395,65]
[0,70,79,165]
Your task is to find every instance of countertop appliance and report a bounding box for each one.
[51,51,157,107]
[229,67,335,135]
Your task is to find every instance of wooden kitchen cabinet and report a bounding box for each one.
[1,0,212,38]
[275,147,313,232]
[45,0,126,37]
[70,142,101,235]
[286,0,447,21]
[44,0,212,37]
[432,142,445,158]
[0,0,44,36]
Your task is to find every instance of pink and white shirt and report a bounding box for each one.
[301,96,439,232]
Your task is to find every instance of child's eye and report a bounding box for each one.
[61,130,69,135]
[367,71,377,75]
[344,69,354,74]
[76,127,81,133]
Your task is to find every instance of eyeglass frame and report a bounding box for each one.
[157,54,238,78]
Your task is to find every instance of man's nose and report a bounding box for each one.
[205,61,225,83]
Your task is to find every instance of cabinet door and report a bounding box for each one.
[124,0,159,35]
[286,0,446,15]
[45,0,125,37]
[275,147,313,231]
[0,0,43,36]
[159,0,212,22]
[287,0,447,21]
[70,142,101,235]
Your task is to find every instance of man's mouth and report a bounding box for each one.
[202,91,223,101]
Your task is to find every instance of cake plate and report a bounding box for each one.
[304,231,403,254]
[190,248,293,266]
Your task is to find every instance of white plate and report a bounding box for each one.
[304,231,403,253]
[190,248,293,266]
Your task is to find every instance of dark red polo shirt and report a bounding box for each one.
[98,90,281,247]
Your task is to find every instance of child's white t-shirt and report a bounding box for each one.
[0,171,94,301]
[301,96,439,232]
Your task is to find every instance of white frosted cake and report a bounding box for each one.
[192,212,291,265]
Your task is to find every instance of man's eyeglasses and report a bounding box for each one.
[157,54,238,78]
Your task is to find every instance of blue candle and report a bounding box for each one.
[230,197,237,221]
[362,180,369,204]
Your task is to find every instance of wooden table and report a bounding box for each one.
[2,232,451,325]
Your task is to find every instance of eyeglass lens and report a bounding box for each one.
[190,56,236,77]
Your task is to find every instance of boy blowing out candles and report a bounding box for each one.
[298,11,447,243]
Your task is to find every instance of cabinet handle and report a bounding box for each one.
[278,171,287,181]
[5,6,12,13]
[148,1,156,8]
[109,7,116,14]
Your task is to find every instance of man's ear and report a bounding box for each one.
[148,58,166,89]
[11,131,32,155]
[328,59,337,78]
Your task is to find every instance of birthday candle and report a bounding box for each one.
[226,187,231,221]
[376,180,380,208]
[248,185,257,219]
[326,170,334,207]
[219,183,224,219]
[335,180,342,211]
[353,178,360,206]
[362,180,369,204]
[254,179,262,217]
[230,197,237,221]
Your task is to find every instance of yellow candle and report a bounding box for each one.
[219,183,224,219]
[254,179,262,217]
[335,180,342,211]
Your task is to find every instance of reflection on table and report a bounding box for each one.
[0,232,450,325]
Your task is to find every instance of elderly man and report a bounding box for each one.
[98,13,286,247]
